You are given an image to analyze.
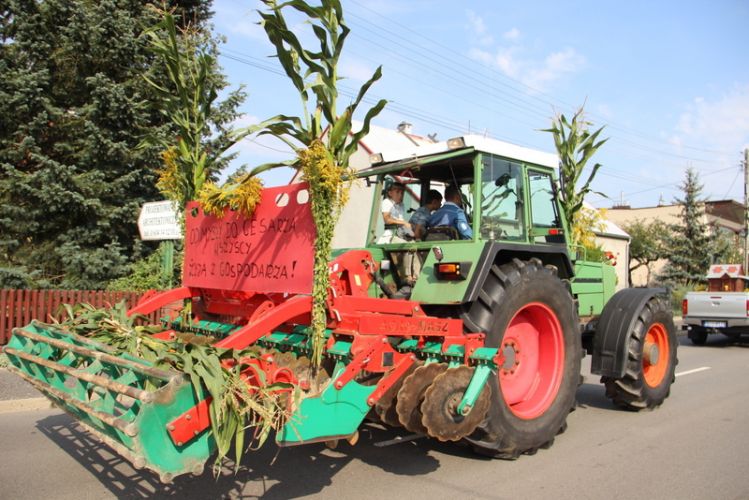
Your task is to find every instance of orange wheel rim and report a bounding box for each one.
[643,323,669,387]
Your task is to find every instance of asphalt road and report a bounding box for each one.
[1,335,748,500]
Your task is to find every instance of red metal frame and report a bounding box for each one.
[214,295,312,350]
[128,286,194,316]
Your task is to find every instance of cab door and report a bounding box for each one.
[526,169,565,245]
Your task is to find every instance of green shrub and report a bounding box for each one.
[107,242,182,292]
[668,282,698,315]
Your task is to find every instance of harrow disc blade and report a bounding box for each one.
[420,366,491,442]
[375,361,421,427]
[395,363,447,433]
[3,321,213,482]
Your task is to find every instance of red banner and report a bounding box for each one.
[183,183,315,294]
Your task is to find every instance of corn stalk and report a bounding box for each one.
[143,10,278,215]
[258,0,387,366]
[543,106,608,244]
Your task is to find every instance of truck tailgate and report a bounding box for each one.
[685,292,747,319]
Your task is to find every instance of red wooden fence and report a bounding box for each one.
[0,289,165,345]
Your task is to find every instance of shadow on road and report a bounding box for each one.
[678,334,749,349]
[36,414,442,499]
[575,382,615,411]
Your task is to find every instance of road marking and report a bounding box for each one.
[675,366,711,377]
[373,433,424,447]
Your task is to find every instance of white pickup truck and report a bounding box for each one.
[682,264,749,345]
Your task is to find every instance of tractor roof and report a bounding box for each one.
[366,134,559,170]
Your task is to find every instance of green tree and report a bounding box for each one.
[658,168,714,286]
[712,229,743,265]
[0,0,232,290]
[543,107,608,246]
[622,218,667,285]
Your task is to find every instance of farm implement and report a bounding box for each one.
[4,136,678,483]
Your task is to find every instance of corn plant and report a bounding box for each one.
[143,11,275,214]
[543,106,608,244]
[258,0,387,366]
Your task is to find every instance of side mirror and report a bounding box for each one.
[495,173,511,187]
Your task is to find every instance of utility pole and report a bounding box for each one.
[744,148,749,272]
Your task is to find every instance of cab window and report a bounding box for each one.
[528,170,562,243]
[480,155,524,240]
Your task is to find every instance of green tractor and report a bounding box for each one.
[4,134,677,482]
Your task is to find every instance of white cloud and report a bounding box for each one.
[523,48,586,90]
[673,85,749,152]
[213,0,266,41]
[340,58,378,84]
[596,103,613,120]
[503,28,520,41]
[468,45,585,91]
[230,114,261,130]
[466,10,494,46]
[464,11,584,92]
[661,85,749,200]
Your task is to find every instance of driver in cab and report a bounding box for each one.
[427,185,473,240]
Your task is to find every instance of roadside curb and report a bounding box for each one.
[0,397,53,414]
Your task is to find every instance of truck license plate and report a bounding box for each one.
[702,321,727,328]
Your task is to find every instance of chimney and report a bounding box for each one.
[397,121,413,134]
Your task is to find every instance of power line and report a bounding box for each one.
[722,166,742,199]
[345,0,735,159]
[220,45,735,202]
[221,49,721,191]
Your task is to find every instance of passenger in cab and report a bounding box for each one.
[427,185,473,240]
[409,189,443,240]
[377,182,414,244]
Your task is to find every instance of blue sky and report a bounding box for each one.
[211,0,749,208]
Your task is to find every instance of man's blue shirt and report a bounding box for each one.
[427,202,473,239]
[409,206,432,228]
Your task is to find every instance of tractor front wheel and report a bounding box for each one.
[465,258,581,458]
[602,296,677,410]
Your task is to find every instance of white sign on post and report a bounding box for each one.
[137,201,182,241]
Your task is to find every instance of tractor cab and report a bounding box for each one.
[363,135,568,248]
[359,135,574,303]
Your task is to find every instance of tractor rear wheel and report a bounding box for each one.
[464,258,581,459]
[602,296,677,410]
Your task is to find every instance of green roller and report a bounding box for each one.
[3,321,213,483]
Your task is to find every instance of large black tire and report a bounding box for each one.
[688,327,708,346]
[601,296,677,410]
[464,258,581,459]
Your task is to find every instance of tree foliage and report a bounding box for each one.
[658,168,715,286]
[0,0,235,289]
[106,243,183,292]
[543,107,608,245]
[258,0,386,366]
[712,229,743,265]
[622,218,667,286]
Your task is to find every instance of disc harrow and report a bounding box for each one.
[421,366,491,442]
